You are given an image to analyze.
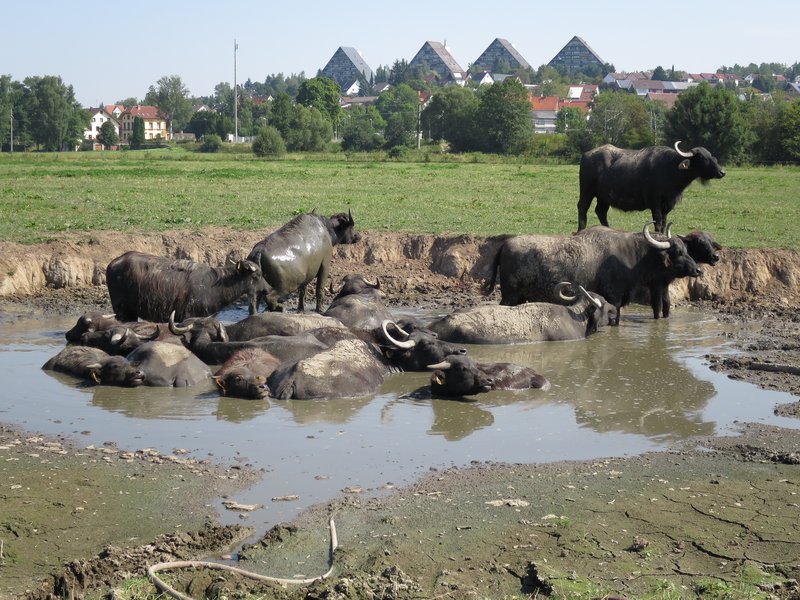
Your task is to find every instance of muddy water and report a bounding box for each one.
[1,305,797,540]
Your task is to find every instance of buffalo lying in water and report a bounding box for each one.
[428,354,550,398]
[429,283,615,343]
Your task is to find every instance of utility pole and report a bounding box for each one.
[9,107,12,153]
[234,39,238,143]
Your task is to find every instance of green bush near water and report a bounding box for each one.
[0,150,797,249]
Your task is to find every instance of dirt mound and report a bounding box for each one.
[2,229,799,310]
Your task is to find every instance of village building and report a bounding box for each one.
[83,108,119,150]
[408,41,467,85]
[118,105,169,143]
[472,38,531,73]
[548,35,606,75]
[320,47,375,95]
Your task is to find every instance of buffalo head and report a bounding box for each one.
[329,209,361,245]
[674,141,726,181]
[381,319,466,371]
[428,354,494,397]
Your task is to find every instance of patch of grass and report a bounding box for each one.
[1,152,797,249]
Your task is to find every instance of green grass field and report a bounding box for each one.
[0,148,797,248]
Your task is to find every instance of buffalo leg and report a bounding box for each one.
[297,283,307,312]
[576,196,592,231]
[660,288,671,318]
[315,259,331,313]
[648,283,664,319]
[651,209,665,233]
[594,201,610,227]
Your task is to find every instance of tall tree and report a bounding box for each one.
[96,120,119,149]
[146,75,191,137]
[586,91,651,148]
[0,75,11,150]
[665,82,752,163]
[296,77,341,123]
[284,105,332,152]
[340,105,384,151]
[476,78,532,154]
[130,116,145,149]
[421,86,479,152]
[23,75,87,151]
[374,83,419,147]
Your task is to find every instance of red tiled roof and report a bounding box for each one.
[125,105,163,119]
[530,95,559,111]
[647,92,680,109]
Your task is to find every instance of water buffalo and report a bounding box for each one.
[485,222,701,324]
[429,283,616,343]
[247,210,361,313]
[380,320,468,371]
[169,311,333,365]
[267,338,386,400]
[428,354,550,397]
[222,312,348,340]
[213,347,282,400]
[324,274,392,336]
[124,341,212,387]
[106,252,268,322]
[577,141,726,232]
[79,325,161,355]
[43,346,145,386]
[640,226,722,319]
[65,312,170,344]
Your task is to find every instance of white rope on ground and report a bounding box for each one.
[146,518,338,600]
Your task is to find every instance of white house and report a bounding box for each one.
[83,108,120,150]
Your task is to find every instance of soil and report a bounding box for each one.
[1,228,799,599]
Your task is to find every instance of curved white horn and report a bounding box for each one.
[674,141,694,158]
[381,320,416,349]
[555,281,577,302]
[426,361,453,370]
[168,310,193,334]
[578,285,602,309]
[665,222,673,239]
[643,222,671,250]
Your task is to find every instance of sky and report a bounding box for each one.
[3,0,798,108]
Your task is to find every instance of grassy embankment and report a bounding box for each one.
[0,149,797,249]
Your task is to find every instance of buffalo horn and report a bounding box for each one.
[555,281,577,302]
[216,321,230,343]
[674,141,694,158]
[168,310,194,335]
[426,360,453,370]
[578,285,603,309]
[348,208,354,225]
[643,222,671,250]
[329,279,344,296]
[110,328,130,345]
[381,319,416,349]
[665,223,673,239]
[364,276,380,289]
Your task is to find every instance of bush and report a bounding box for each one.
[200,134,223,153]
[253,126,286,158]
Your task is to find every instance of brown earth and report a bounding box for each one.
[1,229,799,599]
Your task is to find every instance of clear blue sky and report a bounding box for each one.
[3,0,798,107]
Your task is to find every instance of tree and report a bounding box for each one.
[340,105,384,151]
[130,116,145,149]
[296,77,341,123]
[284,105,332,152]
[252,125,285,157]
[375,84,419,148]
[0,75,11,150]
[146,75,191,137]
[651,66,669,81]
[23,75,87,151]
[269,92,294,138]
[96,120,119,149]
[475,78,533,154]
[586,91,651,148]
[555,106,586,134]
[665,82,752,163]
[421,86,479,152]
[780,100,800,162]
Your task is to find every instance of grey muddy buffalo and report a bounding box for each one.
[485,222,701,324]
[429,283,615,343]
[247,210,361,313]
[106,252,267,322]
[577,141,725,232]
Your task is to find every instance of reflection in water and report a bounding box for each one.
[428,398,494,441]
[272,394,374,425]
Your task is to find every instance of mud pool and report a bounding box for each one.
[1,304,797,542]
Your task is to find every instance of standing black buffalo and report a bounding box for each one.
[247,210,361,313]
[577,141,726,232]
[485,222,701,324]
[106,252,268,322]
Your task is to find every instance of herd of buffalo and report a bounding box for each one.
[42,141,726,401]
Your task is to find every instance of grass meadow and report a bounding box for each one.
[0,148,797,249]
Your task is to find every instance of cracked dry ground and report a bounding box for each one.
[152,424,800,600]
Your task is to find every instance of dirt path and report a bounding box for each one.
[0,229,799,599]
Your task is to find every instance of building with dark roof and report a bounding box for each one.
[473,38,531,72]
[320,46,375,93]
[548,35,606,75]
[408,41,467,85]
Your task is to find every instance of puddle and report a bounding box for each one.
[0,305,796,536]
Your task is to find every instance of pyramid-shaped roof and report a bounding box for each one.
[409,41,466,81]
[548,35,606,74]
[320,46,375,92]
[473,38,531,72]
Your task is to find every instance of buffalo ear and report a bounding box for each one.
[213,375,226,394]
[678,159,690,170]
[90,370,102,384]
[713,241,723,250]
[433,372,444,385]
